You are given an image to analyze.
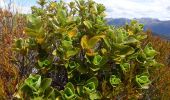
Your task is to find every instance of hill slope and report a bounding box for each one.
[107,18,170,40]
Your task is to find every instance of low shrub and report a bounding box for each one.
[12,0,162,99]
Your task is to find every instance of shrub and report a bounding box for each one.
[13,0,162,99]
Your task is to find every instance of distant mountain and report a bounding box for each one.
[106,18,170,40]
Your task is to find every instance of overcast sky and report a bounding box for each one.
[0,0,170,20]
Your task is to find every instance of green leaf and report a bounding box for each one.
[14,38,22,49]
[90,66,101,72]
[89,91,102,100]
[35,75,42,89]
[83,20,92,29]
[62,40,73,49]
[20,84,33,96]
[123,37,139,45]
[38,59,50,68]
[103,37,111,49]
[25,74,41,91]
[120,62,130,72]
[44,87,54,98]
[52,49,57,56]
[64,88,75,100]
[65,48,79,59]
[81,35,88,49]
[84,82,96,93]
[136,75,150,89]
[67,61,80,74]
[88,35,105,48]
[144,43,158,58]
[25,15,44,38]
[92,55,103,65]
[86,77,98,89]
[136,50,147,63]
[109,75,121,86]
[77,86,84,96]
[65,82,75,93]
[40,78,52,92]
[114,44,135,56]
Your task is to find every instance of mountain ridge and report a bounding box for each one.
[106,18,170,40]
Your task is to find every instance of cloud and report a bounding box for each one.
[167,6,170,11]
[0,0,7,8]
[1,0,170,20]
[64,0,170,20]
[94,0,170,20]
[0,0,36,14]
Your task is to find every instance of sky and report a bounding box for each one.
[0,0,170,21]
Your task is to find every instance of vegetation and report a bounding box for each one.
[0,0,170,99]
[142,30,170,99]
[0,8,26,99]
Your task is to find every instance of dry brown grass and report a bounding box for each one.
[0,8,26,99]
[143,29,170,99]
[0,48,19,99]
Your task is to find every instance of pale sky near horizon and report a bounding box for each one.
[0,0,170,21]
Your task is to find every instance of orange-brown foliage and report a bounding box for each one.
[0,8,26,99]
[143,29,170,99]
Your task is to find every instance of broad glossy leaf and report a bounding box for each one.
[114,44,135,56]
[123,37,139,45]
[44,87,54,98]
[66,62,80,74]
[144,43,158,58]
[25,15,44,38]
[88,35,105,49]
[103,37,111,49]
[65,48,79,58]
[64,88,75,100]
[120,62,130,72]
[77,65,89,74]
[25,74,41,91]
[89,91,102,100]
[52,49,57,56]
[92,55,103,65]
[62,40,73,49]
[86,77,98,88]
[77,86,84,96]
[84,82,96,93]
[136,75,150,89]
[80,35,88,49]
[83,20,92,29]
[38,59,50,68]
[20,84,33,96]
[65,82,75,93]
[40,78,52,92]
[136,50,147,63]
[109,75,121,86]
[81,35,105,50]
